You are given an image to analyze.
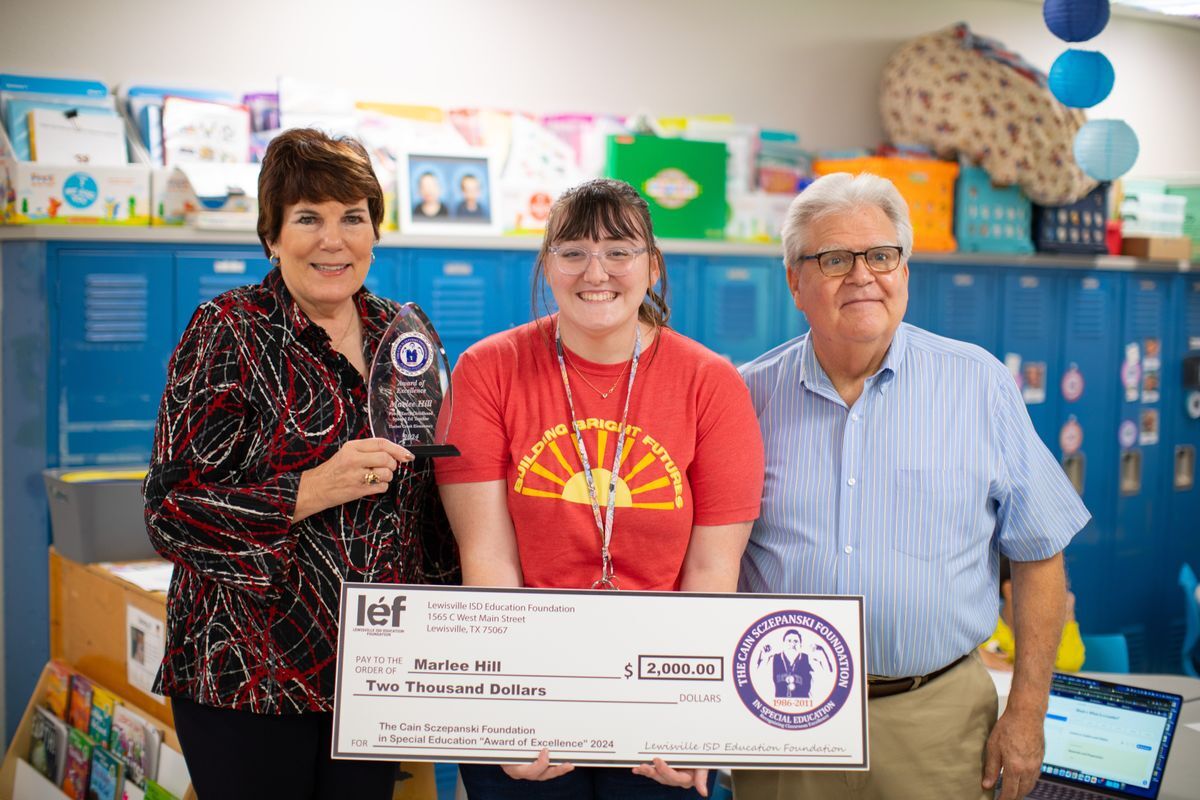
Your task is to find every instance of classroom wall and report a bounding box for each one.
[1,0,1198,179]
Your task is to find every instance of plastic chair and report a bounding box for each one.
[1181,563,1199,678]
[1080,633,1130,674]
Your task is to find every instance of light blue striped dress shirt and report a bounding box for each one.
[738,323,1091,678]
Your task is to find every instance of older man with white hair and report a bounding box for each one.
[734,172,1090,800]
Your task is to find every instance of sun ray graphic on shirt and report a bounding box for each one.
[516,423,683,511]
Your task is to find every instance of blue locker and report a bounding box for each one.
[364,248,401,305]
[1163,275,1200,670]
[174,249,271,341]
[902,259,936,331]
[1057,272,1121,642]
[1113,274,1172,671]
[510,248,555,325]
[661,254,699,342]
[408,250,521,365]
[174,249,397,343]
[53,248,175,466]
[928,265,999,353]
[774,260,810,346]
[695,256,781,365]
[998,272,1062,448]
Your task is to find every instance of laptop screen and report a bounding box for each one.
[1041,673,1182,799]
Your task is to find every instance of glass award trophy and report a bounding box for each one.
[367,302,460,457]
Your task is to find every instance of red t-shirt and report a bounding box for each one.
[435,318,764,590]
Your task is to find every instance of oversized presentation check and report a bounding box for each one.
[332,584,866,769]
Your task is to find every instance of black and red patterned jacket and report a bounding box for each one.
[144,268,456,713]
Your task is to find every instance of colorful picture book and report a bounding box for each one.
[0,73,115,162]
[124,85,237,165]
[28,107,127,166]
[45,660,72,718]
[161,95,251,166]
[89,686,118,744]
[110,703,152,787]
[88,745,125,800]
[28,704,68,784]
[61,727,95,799]
[67,673,94,731]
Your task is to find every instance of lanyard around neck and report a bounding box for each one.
[554,321,642,590]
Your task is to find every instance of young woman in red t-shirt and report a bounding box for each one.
[435,179,765,799]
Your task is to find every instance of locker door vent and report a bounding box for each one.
[84,273,149,343]
[199,275,255,308]
[1012,288,1049,340]
[1070,289,1106,340]
[1188,291,1200,339]
[1132,288,1162,336]
[716,283,758,341]
[431,276,487,337]
[945,286,980,336]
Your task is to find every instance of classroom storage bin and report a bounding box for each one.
[1166,184,1200,261]
[812,156,958,252]
[42,468,153,563]
[954,165,1034,254]
[1034,182,1110,254]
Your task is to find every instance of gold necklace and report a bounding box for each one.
[324,307,359,352]
[563,352,631,399]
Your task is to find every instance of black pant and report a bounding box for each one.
[171,697,396,799]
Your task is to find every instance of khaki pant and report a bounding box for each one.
[733,652,998,800]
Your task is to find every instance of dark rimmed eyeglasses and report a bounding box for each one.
[799,246,904,277]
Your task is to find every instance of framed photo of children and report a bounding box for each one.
[399,149,501,235]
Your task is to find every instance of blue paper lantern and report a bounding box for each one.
[1074,120,1139,181]
[1049,50,1115,107]
[1044,0,1111,42]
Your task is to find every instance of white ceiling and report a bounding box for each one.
[1113,0,1200,18]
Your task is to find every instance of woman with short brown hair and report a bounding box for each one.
[145,128,455,799]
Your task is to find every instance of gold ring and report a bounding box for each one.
[362,470,379,486]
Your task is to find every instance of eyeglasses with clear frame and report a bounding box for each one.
[548,244,649,276]
[799,246,904,277]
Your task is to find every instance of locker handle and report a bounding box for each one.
[1176,445,1195,492]
[1119,450,1142,496]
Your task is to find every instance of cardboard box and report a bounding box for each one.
[1121,235,1193,261]
[151,162,259,226]
[0,120,151,226]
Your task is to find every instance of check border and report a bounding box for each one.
[332,584,868,769]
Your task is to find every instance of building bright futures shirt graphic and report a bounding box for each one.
[513,418,685,512]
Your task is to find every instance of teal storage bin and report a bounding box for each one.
[954,165,1034,254]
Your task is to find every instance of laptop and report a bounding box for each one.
[1023,672,1183,799]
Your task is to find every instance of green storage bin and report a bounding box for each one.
[605,135,727,240]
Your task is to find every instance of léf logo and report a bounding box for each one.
[356,594,407,627]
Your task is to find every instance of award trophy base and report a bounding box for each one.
[406,444,461,458]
